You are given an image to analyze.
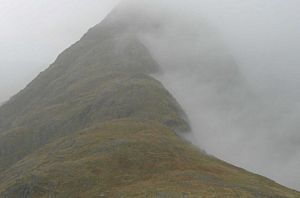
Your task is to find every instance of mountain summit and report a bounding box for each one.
[0,2,299,197]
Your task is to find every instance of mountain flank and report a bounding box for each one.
[0,2,299,197]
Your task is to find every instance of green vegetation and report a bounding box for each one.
[0,4,299,197]
[0,71,189,173]
[0,120,298,197]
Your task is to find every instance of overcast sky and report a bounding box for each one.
[0,0,119,103]
[0,0,300,191]
[198,0,300,100]
[1,0,299,104]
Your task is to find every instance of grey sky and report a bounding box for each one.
[0,0,119,103]
[0,0,299,191]
[197,0,300,99]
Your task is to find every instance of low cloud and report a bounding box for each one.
[131,0,300,190]
[1,0,299,190]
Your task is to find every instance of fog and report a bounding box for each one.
[124,0,300,190]
[1,0,300,191]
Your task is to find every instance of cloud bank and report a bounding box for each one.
[127,0,300,190]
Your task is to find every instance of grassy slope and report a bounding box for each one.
[0,71,189,172]
[0,120,298,197]
[0,3,299,197]
[0,17,189,173]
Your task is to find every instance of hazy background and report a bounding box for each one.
[0,0,119,103]
[1,0,300,190]
[136,0,300,190]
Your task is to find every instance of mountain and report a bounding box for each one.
[0,2,299,197]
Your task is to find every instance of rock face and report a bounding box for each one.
[0,3,299,198]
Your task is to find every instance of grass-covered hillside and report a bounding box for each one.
[0,2,299,197]
[1,120,299,197]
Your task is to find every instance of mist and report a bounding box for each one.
[1,0,300,191]
[132,0,300,190]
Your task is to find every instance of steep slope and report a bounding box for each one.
[0,2,299,198]
[0,7,189,174]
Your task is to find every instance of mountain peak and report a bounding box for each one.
[0,2,299,197]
